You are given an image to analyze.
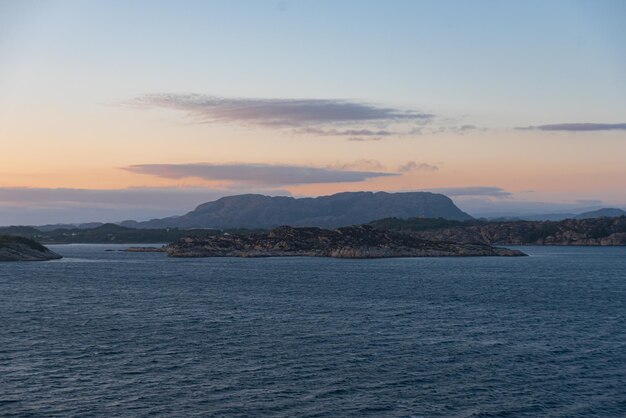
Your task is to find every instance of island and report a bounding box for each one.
[369,216,626,246]
[165,225,526,258]
[0,235,62,261]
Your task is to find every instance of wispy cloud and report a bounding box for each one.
[0,187,264,209]
[517,123,626,132]
[123,163,398,186]
[457,124,479,131]
[298,127,395,136]
[347,136,385,142]
[450,124,482,134]
[126,93,432,128]
[299,127,396,142]
[424,186,511,198]
[331,159,386,171]
[398,161,439,173]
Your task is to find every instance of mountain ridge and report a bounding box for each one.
[369,216,626,246]
[121,191,473,229]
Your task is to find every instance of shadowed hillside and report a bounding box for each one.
[120,191,473,229]
[0,235,62,261]
[369,216,626,245]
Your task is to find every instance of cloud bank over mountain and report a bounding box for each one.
[123,163,398,186]
[0,187,289,225]
[424,187,512,198]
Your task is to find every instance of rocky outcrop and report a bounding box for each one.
[165,225,525,258]
[0,236,62,261]
[385,216,626,246]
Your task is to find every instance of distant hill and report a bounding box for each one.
[484,208,626,222]
[120,191,473,229]
[487,213,578,222]
[36,222,104,232]
[574,208,626,220]
[3,214,625,246]
[0,223,245,244]
[370,216,626,246]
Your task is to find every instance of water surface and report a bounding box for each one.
[1,245,625,416]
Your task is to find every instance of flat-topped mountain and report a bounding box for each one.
[0,236,62,261]
[165,225,524,258]
[122,191,472,229]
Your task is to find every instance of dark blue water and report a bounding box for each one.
[1,245,625,417]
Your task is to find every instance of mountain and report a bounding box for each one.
[483,207,626,222]
[574,208,626,220]
[121,191,473,229]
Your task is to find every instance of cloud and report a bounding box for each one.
[347,136,384,142]
[332,159,386,171]
[458,124,478,131]
[299,127,395,137]
[451,124,483,134]
[398,161,439,173]
[123,163,398,186]
[455,199,620,219]
[517,123,626,132]
[424,186,511,198]
[0,187,290,225]
[0,187,264,210]
[300,127,394,142]
[126,93,432,128]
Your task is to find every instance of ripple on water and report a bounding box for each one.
[0,245,625,416]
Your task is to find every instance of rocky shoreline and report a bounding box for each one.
[395,217,626,246]
[165,225,526,259]
[124,247,166,253]
[0,236,62,262]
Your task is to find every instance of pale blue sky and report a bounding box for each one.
[2,0,625,125]
[1,0,625,224]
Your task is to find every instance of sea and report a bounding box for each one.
[1,245,625,417]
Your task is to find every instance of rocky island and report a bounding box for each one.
[370,216,626,246]
[0,235,62,261]
[165,225,525,258]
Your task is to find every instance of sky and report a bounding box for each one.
[1,0,625,224]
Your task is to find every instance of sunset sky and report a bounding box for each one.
[1,0,625,224]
